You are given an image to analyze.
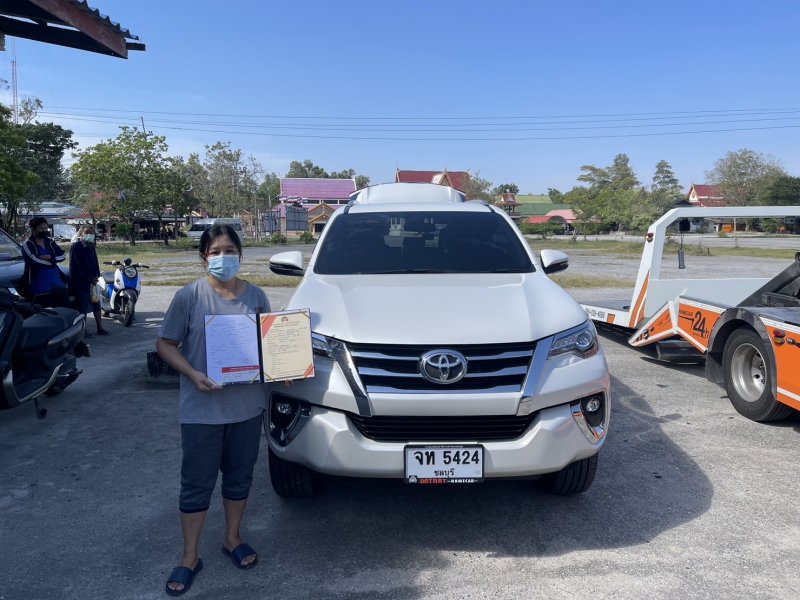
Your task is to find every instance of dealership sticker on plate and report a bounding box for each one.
[404,445,484,484]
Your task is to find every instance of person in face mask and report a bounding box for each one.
[22,216,69,306]
[68,225,109,337]
[156,224,271,595]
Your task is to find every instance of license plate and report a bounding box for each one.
[404,445,484,484]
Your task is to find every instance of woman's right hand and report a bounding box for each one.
[189,369,222,392]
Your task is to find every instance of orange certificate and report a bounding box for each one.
[259,309,315,382]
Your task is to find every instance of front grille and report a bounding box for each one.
[348,413,537,442]
[347,341,535,393]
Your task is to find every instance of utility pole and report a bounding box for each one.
[140,116,146,133]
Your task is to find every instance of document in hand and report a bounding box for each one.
[204,309,314,386]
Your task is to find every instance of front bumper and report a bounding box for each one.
[268,341,611,479]
[269,400,606,478]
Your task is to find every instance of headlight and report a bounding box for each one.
[311,332,334,358]
[124,267,137,278]
[548,320,599,359]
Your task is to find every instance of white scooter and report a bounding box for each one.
[95,257,149,327]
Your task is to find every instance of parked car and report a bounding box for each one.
[267,182,611,497]
[0,227,25,290]
[186,218,245,245]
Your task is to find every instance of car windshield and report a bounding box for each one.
[314,211,534,275]
[189,223,211,232]
[0,229,23,262]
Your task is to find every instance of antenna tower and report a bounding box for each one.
[11,39,18,125]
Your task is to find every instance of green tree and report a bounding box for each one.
[287,159,369,190]
[203,141,244,217]
[287,159,328,179]
[705,148,786,207]
[651,159,684,214]
[607,153,640,190]
[492,183,519,195]
[0,104,39,231]
[547,188,563,202]
[758,175,800,206]
[463,171,493,202]
[257,172,281,207]
[71,127,185,245]
[18,121,77,201]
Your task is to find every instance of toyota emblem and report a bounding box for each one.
[419,349,467,384]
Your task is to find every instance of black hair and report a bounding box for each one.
[29,216,48,230]
[199,224,242,259]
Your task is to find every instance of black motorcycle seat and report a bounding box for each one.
[18,308,80,351]
[102,272,115,285]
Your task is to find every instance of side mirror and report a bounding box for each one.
[678,219,691,233]
[540,249,569,275]
[269,251,305,277]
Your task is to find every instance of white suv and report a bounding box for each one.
[267,183,610,496]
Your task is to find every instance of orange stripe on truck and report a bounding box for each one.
[628,273,650,328]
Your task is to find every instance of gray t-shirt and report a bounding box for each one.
[159,278,271,424]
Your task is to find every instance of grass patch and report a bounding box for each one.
[550,273,635,288]
[528,238,798,260]
[152,274,301,287]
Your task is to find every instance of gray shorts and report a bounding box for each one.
[179,413,263,514]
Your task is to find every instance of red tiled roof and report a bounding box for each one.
[526,216,551,224]
[691,184,723,198]
[546,209,577,222]
[281,178,356,200]
[396,169,471,193]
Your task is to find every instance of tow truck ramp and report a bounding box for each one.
[580,206,800,422]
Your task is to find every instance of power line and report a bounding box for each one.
[58,119,800,141]
[43,104,800,121]
[38,109,800,130]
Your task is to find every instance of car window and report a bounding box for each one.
[0,229,23,261]
[189,223,210,232]
[314,211,534,275]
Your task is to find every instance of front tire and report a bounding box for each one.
[722,327,792,422]
[122,300,134,327]
[539,454,598,495]
[268,448,318,498]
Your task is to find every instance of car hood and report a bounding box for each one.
[285,273,588,345]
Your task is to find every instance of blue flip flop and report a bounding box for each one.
[221,543,258,569]
[165,558,203,596]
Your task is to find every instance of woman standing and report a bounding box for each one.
[22,216,68,306]
[68,225,109,337]
[156,224,269,596]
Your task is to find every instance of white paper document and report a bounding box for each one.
[204,310,315,385]
[204,313,261,386]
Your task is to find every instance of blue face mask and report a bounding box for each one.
[83,234,96,244]
[207,255,240,282]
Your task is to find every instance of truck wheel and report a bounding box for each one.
[539,454,598,495]
[723,328,793,422]
[268,448,318,498]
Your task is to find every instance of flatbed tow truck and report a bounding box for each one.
[581,206,800,422]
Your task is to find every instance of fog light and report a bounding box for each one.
[584,397,601,413]
[269,395,311,446]
[276,402,294,415]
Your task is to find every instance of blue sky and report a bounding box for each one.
[2,0,799,194]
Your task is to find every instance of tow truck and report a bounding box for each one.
[581,206,800,422]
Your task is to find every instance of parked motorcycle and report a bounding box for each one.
[0,290,90,418]
[95,258,149,327]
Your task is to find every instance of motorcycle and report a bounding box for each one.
[95,258,149,327]
[0,290,90,419]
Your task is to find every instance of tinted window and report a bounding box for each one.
[314,211,534,275]
[189,223,211,232]
[0,229,22,261]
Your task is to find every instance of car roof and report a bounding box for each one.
[345,202,495,214]
[350,182,466,205]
